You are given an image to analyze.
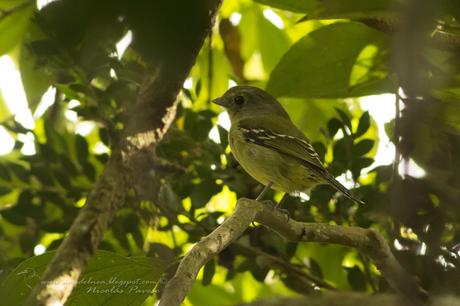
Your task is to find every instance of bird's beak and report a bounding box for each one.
[212,97,226,107]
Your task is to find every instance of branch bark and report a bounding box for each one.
[158,199,259,306]
[25,1,222,305]
[159,198,427,306]
[237,293,457,306]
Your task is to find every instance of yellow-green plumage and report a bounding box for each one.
[229,116,322,193]
[213,85,363,204]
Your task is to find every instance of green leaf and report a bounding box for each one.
[331,137,353,175]
[190,179,221,208]
[304,0,395,20]
[346,266,366,291]
[7,162,30,183]
[0,92,11,121]
[312,141,326,162]
[31,164,55,186]
[112,222,131,252]
[201,259,216,286]
[0,186,10,196]
[189,282,240,306]
[266,22,389,99]
[239,6,291,74]
[328,118,343,138]
[353,139,374,156]
[18,19,54,111]
[130,226,144,250]
[335,107,352,130]
[351,157,374,179]
[0,250,173,306]
[82,161,96,180]
[0,163,11,181]
[282,97,341,142]
[159,183,184,213]
[308,258,323,278]
[184,110,214,141]
[148,243,176,260]
[355,111,370,138]
[19,48,53,112]
[75,135,89,164]
[0,1,33,56]
[297,244,351,289]
[217,125,229,148]
[254,0,318,13]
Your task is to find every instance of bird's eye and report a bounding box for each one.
[234,95,245,106]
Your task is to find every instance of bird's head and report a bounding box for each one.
[212,86,290,121]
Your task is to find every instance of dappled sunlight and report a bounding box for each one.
[0,56,35,155]
[359,93,396,166]
[34,86,56,119]
[116,30,132,59]
[0,0,458,304]
[0,56,34,129]
[263,9,284,29]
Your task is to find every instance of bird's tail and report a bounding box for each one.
[323,174,364,205]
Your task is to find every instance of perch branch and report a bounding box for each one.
[255,204,427,300]
[237,292,459,306]
[158,199,259,306]
[160,198,427,306]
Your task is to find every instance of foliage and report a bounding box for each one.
[0,250,172,305]
[0,0,460,305]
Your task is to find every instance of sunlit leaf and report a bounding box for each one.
[346,266,367,291]
[239,6,291,74]
[0,250,173,306]
[355,111,370,138]
[0,0,33,56]
[267,22,389,98]
[353,139,374,156]
[303,0,395,20]
[254,0,318,13]
[202,259,216,286]
[0,92,11,122]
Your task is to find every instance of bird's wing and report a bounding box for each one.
[237,117,325,172]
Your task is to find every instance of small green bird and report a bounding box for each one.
[213,85,363,204]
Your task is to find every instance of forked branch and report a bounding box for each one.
[159,198,427,306]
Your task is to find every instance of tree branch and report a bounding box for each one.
[25,1,222,305]
[255,204,427,300]
[237,293,457,306]
[158,199,259,306]
[159,198,427,306]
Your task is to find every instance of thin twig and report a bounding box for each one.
[231,243,336,291]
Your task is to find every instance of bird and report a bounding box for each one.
[212,85,364,205]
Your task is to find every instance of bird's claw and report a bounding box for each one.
[276,208,290,222]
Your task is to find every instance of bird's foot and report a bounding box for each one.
[261,200,290,222]
[276,207,290,222]
[261,200,275,208]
